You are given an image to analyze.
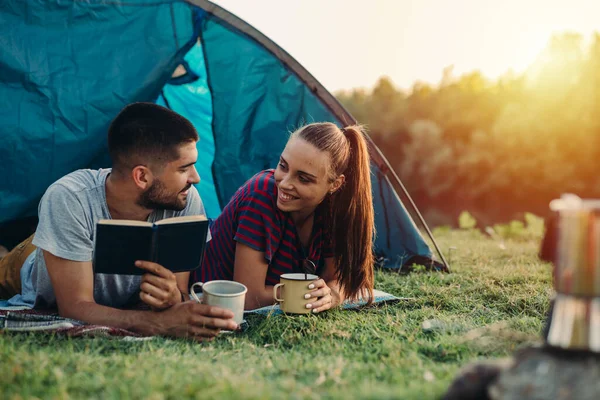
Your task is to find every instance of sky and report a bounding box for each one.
[212,0,598,92]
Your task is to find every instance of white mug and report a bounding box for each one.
[190,280,247,325]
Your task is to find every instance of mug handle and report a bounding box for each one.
[273,283,284,302]
[190,282,204,303]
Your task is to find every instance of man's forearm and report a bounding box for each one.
[59,301,162,335]
[244,286,277,310]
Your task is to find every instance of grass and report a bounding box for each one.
[0,229,552,399]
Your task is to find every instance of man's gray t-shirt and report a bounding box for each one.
[29,168,207,309]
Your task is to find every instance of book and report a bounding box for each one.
[93,215,209,275]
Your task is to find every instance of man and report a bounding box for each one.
[0,102,237,340]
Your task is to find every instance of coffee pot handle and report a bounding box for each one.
[273,283,284,302]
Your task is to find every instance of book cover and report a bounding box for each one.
[93,216,209,275]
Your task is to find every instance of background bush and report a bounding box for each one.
[337,33,600,226]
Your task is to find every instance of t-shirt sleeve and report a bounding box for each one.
[32,183,94,261]
[234,189,280,262]
[179,186,211,242]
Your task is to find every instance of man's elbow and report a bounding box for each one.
[56,300,92,320]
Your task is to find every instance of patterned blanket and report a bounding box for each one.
[0,308,150,340]
[0,289,405,339]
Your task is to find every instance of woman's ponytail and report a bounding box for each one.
[329,126,374,302]
[294,123,375,302]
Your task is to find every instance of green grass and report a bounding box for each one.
[0,229,552,399]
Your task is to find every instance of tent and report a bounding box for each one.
[0,0,447,270]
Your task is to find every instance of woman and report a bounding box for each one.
[196,122,375,312]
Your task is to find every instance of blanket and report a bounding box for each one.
[0,308,150,340]
[246,289,408,315]
[0,289,405,339]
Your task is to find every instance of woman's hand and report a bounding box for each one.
[136,260,183,310]
[304,279,340,313]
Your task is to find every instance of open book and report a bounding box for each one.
[93,215,209,275]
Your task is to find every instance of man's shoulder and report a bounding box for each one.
[184,185,203,214]
[48,169,110,194]
[187,185,200,200]
[32,170,110,268]
[38,168,110,218]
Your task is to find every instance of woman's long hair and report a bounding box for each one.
[292,122,374,302]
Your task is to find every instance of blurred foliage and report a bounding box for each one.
[458,211,477,229]
[337,33,600,226]
[492,213,546,242]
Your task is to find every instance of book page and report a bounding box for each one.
[97,219,152,227]
[154,215,208,225]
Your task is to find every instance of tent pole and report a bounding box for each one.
[369,143,451,272]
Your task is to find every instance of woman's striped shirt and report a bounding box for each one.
[195,170,333,286]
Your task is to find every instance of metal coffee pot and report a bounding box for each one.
[544,194,600,352]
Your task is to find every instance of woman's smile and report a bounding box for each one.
[278,189,297,203]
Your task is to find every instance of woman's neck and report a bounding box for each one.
[289,208,315,229]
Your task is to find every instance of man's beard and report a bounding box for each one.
[137,179,190,211]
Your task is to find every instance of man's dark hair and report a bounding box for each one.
[108,102,198,172]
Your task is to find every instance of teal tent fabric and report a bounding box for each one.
[0,0,434,268]
[0,0,195,221]
[199,18,336,206]
[156,40,222,218]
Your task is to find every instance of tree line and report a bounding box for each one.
[337,33,600,227]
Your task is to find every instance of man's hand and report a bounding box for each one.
[154,301,238,341]
[136,260,182,310]
[43,251,236,340]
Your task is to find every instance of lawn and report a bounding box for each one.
[0,229,552,399]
